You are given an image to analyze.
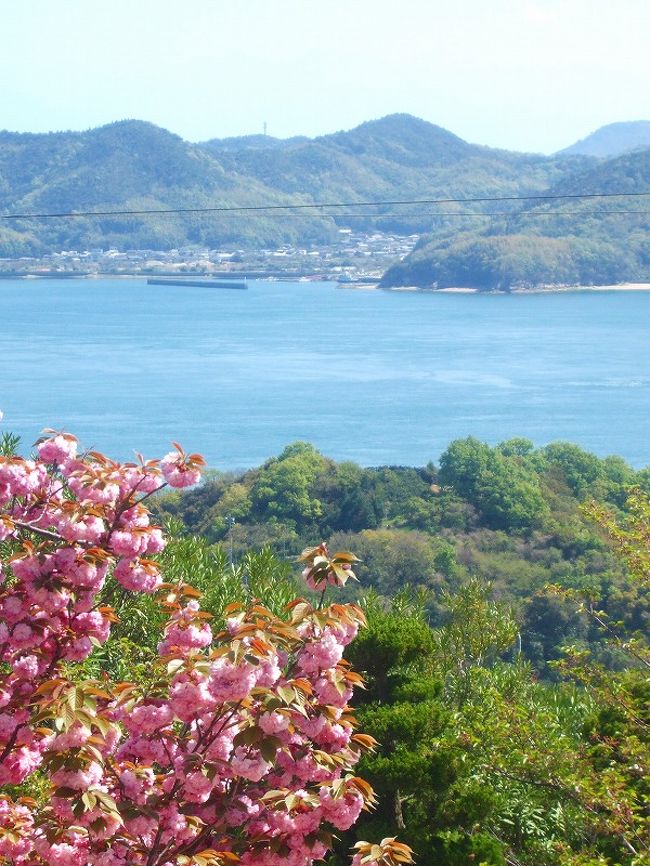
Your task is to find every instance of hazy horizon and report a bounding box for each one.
[3,0,649,155]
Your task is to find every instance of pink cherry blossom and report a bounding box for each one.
[37,433,78,465]
[160,451,202,488]
[0,431,400,866]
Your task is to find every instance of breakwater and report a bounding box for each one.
[147,278,247,290]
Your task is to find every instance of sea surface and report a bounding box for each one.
[1,278,649,468]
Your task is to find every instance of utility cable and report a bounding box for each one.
[1,191,650,221]
[165,209,647,218]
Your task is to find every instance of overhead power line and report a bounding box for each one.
[1,191,650,221]
[282,209,649,218]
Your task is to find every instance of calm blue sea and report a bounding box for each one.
[1,279,649,468]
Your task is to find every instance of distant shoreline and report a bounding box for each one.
[3,273,650,294]
[371,282,650,294]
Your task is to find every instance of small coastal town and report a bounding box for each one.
[0,228,418,283]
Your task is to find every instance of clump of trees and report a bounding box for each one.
[155,436,649,673]
[333,566,649,865]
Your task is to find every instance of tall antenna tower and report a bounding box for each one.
[263,121,268,136]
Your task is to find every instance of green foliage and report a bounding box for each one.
[154,436,647,676]
[75,529,297,685]
[330,528,444,599]
[543,493,650,862]
[381,149,650,290]
[543,442,609,497]
[158,531,297,622]
[585,490,650,588]
[431,580,519,700]
[439,436,548,530]
[0,431,21,457]
[249,442,328,528]
[334,584,625,866]
[522,590,589,673]
[333,598,453,863]
[347,590,437,704]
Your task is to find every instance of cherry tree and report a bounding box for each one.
[0,432,412,866]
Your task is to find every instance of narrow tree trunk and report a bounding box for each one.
[394,788,405,830]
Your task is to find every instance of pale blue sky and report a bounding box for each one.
[3,0,648,153]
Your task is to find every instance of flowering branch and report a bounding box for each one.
[0,431,410,866]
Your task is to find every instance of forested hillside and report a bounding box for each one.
[204,114,582,235]
[0,114,590,255]
[381,148,650,289]
[0,121,334,254]
[154,436,650,675]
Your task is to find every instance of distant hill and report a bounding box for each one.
[0,114,593,255]
[207,114,589,235]
[381,148,650,291]
[559,121,650,158]
[0,120,334,255]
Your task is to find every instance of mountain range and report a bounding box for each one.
[1,114,649,288]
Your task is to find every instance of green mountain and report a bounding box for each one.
[0,120,336,255]
[381,148,650,290]
[0,114,592,255]
[207,114,589,234]
[559,120,650,158]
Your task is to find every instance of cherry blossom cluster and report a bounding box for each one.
[300,544,359,592]
[0,432,412,866]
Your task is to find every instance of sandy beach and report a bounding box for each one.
[377,282,650,294]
